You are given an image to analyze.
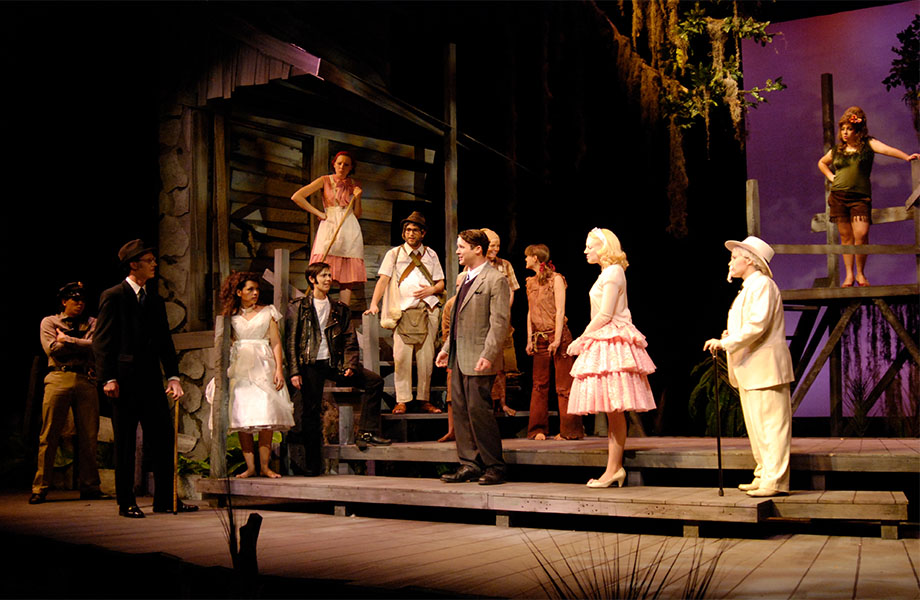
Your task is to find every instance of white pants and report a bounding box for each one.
[393,306,440,403]
[739,383,792,492]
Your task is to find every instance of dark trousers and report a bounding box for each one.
[110,374,174,509]
[452,369,504,472]
[289,361,383,475]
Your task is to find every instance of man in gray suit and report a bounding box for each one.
[436,229,511,485]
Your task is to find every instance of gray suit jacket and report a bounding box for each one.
[441,263,510,376]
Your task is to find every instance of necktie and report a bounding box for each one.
[138,288,147,307]
[451,276,474,341]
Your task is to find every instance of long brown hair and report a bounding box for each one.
[219,271,261,316]
[525,244,554,286]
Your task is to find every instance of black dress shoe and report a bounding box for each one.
[118,505,145,519]
[28,493,46,505]
[153,501,199,514]
[478,468,507,486]
[441,465,482,483]
[355,432,392,451]
[80,490,113,500]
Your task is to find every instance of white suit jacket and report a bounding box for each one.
[721,271,794,391]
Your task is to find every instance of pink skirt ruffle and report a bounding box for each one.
[309,254,367,284]
[569,321,656,415]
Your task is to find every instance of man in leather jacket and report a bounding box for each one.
[285,262,390,475]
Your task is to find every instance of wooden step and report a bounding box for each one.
[323,437,920,473]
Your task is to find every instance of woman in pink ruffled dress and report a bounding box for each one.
[567,228,656,488]
[291,151,367,307]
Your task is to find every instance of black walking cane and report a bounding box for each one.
[712,350,724,496]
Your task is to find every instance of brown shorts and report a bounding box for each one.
[828,191,872,224]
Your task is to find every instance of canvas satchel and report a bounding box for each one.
[380,257,403,330]
[395,305,430,345]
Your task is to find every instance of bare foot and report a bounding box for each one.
[501,403,516,417]
[553,433,565,441]
[841,276,854,288]
[855,276,870,287]
[534,433,546,440]
[438,431,455,443]
[235,469,257,479]
[262,469,282,479]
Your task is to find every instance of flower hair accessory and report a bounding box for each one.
[848,114,863,124]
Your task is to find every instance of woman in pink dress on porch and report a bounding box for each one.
[291,151,367,307]
[567,228,656,488]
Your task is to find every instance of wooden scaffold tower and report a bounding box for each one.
[746,74,920,435]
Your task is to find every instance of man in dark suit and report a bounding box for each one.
[436,229,511,485]
[93,239,198,518]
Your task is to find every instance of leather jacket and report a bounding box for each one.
[285,295,359,377]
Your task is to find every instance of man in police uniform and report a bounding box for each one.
[31,282,107,504]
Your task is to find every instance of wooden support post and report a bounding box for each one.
[361,313,380,374]
[746,179,761,237]
[214,114,231,290]
[273,249,290,335]
[495,512,511,528]
[829,309,843,436]
[821,74,839,287]
[444,42,459,289]
[811,473,826,491]
[334,504,348,517]
[311,137,329,245]
[210,316,231,478]
[682,522,701,538]
[339,405,355,444]
[911,161,920,289]
[881,522,900,540]
[627,470,643,488]
[820,73,844,433]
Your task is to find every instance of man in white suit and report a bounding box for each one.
[704,236,794,497]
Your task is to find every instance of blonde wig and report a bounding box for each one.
[588,228,629,270]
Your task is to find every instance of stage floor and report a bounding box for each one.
[1,492,917,599]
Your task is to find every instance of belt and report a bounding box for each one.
[50,365,94,376]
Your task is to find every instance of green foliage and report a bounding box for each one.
[688,353,745,437]
[882,15,920,106]
[662,2,786,132]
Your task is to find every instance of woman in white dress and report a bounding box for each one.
[567,228,656,488]
[219,272,294,478]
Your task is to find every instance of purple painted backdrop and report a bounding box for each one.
[743,2,919,416]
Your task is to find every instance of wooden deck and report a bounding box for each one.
[2,492,918,599]
[197,475,907,537]
[196,475,908,538]
[325,436,920,473]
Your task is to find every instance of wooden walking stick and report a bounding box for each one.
[173,394,179,514]
[320,195,357,262]
[712,350,724,496]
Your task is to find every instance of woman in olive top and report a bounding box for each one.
[818,106,919,288]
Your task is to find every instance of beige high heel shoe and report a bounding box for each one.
[586,467,626,488]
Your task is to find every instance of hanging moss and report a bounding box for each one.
[589,0,784,237]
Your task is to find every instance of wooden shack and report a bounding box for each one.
[155,8,459,466]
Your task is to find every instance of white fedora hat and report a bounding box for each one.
[725,236,774,278]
